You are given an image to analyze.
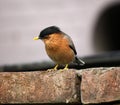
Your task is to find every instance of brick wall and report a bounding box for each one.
[0,67,120,104]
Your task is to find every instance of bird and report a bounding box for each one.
[33,26,85,71]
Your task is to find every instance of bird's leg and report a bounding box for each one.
[60,64,69,71]
[64,64,69,70]
[47,64,58,72]
[53,64,58,70]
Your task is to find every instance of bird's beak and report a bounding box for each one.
[33,36,39,40]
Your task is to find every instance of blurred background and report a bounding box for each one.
[0,0,120,70]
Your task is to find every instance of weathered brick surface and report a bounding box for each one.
[77,67,120,104]
[0,67,120,104]
[0,70,80,104]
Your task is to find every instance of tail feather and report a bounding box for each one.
[75,56,85,66]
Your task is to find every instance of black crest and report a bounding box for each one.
[39,26,61,39]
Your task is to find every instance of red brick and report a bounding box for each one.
[78,67,120,104]
[0,70,80,104]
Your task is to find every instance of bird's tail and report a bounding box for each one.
[75,56,85,66]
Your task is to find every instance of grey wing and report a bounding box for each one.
[63,33,77,55]
[63,33,85,65]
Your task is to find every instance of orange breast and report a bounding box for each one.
[43,34,75,64]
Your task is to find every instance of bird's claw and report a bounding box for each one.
[47,64,69,72]
[47,69,57,72]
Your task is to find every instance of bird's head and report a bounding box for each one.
[33,26,62,40]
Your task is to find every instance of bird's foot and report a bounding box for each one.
[59,64,68,72]
[47,64,58,72]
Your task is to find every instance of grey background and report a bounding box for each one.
[0,0,119,65]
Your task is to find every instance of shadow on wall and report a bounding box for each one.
[93,3,120,53]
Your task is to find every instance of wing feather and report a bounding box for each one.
[63,33,77,55]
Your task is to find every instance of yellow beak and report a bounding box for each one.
[33,36,39,40]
